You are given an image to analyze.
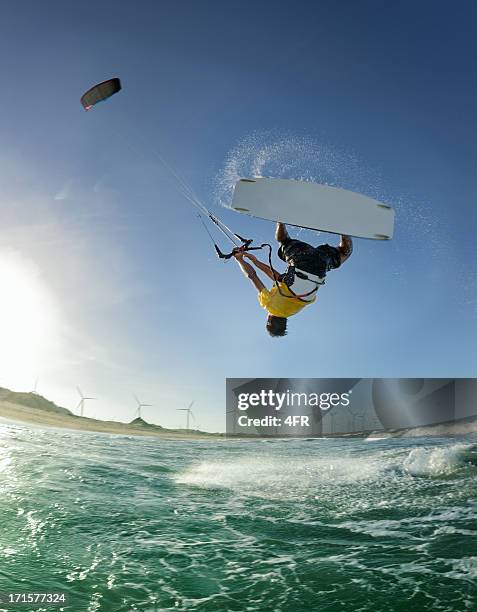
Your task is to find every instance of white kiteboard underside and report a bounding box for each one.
[231,178,395,240]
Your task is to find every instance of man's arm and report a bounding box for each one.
[338,235,353,265]
[243,253,280,281]
[234,252,266,292]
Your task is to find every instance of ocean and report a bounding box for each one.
[0,422,476,611]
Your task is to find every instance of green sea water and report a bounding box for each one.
[0,422,476,612]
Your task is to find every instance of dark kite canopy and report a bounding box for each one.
[81,78,122,111]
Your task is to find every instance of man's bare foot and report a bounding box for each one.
[275,222,289,243]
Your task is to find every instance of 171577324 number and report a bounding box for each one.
[0,592,68,606]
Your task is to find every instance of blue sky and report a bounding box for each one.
[0,1,475,431]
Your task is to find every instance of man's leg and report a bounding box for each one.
[275,222,290,244]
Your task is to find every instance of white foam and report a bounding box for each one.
[175,453,382,500]
[403,443,472,477]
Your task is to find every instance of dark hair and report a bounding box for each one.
[266,315,288,337]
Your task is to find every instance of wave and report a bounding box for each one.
[403,443,477,477]
[174,440,477,507]
[174,452,384,501]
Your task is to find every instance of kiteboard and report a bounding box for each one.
[231,178,395,240]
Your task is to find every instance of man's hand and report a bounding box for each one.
[233,250,244,260]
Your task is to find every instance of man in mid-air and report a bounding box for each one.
[234,223,353,337]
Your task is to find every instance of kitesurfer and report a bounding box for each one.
[234,223,353,337]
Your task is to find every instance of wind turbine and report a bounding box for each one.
[76,387,96,417]
[134,394,152,419]
[32,377,39,395]
[177,401,195,430]
[325,409,336,435]
[346,404,366,433]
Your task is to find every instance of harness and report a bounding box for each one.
[280,266,325,302]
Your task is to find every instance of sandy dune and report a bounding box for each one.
[0,399,222,440]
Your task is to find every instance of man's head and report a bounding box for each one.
[266,315,288,337]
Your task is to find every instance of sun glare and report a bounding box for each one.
[0,251,61,388]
